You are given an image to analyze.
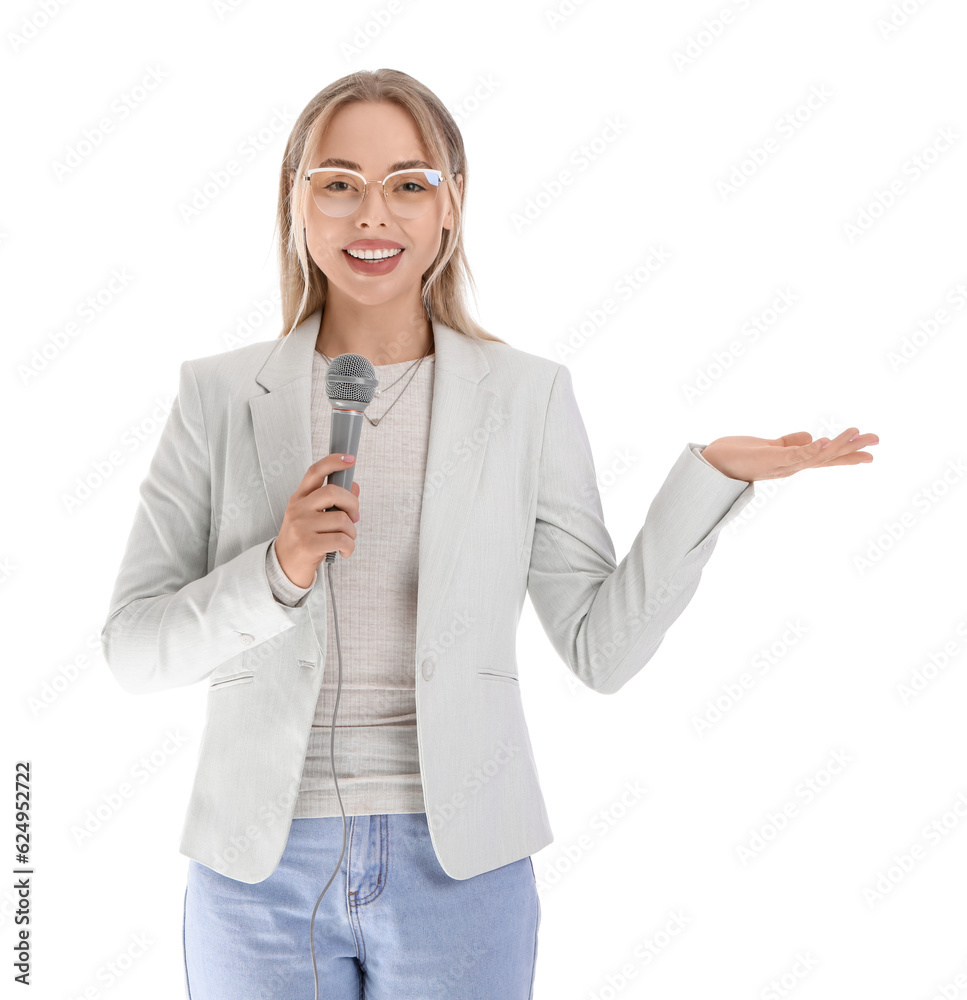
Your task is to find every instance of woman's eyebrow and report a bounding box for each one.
[315,157,434,172]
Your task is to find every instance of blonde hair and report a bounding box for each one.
[274,69,506,345]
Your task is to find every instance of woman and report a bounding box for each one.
[100,69,878,999]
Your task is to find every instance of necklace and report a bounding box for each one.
[317,342,433,426]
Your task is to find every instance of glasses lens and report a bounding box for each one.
[309,171,364,218]
[384,170,442,218]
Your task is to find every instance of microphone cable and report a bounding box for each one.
[306,555,349,1000]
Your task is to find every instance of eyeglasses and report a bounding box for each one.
[304,167,451,219]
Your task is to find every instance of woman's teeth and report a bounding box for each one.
[346,248,403,260]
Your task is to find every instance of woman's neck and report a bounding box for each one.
[315,294,434,365]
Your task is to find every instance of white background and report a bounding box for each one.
[4,0,967,997]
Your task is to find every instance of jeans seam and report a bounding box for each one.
[354,814,388,906]
[528,856,540,1000]
[181,881,193,999]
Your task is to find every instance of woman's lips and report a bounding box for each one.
[343,248,404,275]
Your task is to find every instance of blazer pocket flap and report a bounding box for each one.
[477,669,519,684]
[209,669,255,689]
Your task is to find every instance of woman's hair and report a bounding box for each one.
[274,69,505,345]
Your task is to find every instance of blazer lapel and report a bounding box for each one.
[249,307,497,653]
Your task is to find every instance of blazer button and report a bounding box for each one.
[421,658,435,682]
[239,633,254,646]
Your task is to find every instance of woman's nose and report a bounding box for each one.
[353,183,390,226]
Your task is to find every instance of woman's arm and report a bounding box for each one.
[100,360,309,695]
[526,364,756,695]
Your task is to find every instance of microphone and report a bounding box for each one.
[323,353,379,564]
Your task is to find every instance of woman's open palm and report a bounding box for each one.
[701,428,879,482]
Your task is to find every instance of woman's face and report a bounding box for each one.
[298,101,462,310]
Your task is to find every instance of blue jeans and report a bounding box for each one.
[182,811,541,998]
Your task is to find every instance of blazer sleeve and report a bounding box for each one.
[525,363,757,695]
[100,359,310,695]
[265,535,314,607]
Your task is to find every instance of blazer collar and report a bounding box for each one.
[248,307,497,653]
[254,307,490,390]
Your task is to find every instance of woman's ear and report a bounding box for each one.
[443,172,464,231]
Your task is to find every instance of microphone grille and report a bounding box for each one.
[325,353,378,404]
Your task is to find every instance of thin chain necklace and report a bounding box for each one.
[317,341,433,427]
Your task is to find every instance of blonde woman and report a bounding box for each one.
[101,69,878,999]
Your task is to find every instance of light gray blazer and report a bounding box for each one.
[100,308,756,883]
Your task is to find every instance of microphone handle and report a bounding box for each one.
[324,408,364,563]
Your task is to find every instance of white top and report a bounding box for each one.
[264,346,722,818]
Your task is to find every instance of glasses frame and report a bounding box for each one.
[303,166,452,218]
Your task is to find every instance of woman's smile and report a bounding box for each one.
[342,238,405,276]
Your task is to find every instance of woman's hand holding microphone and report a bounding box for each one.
[274,453,361,588]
